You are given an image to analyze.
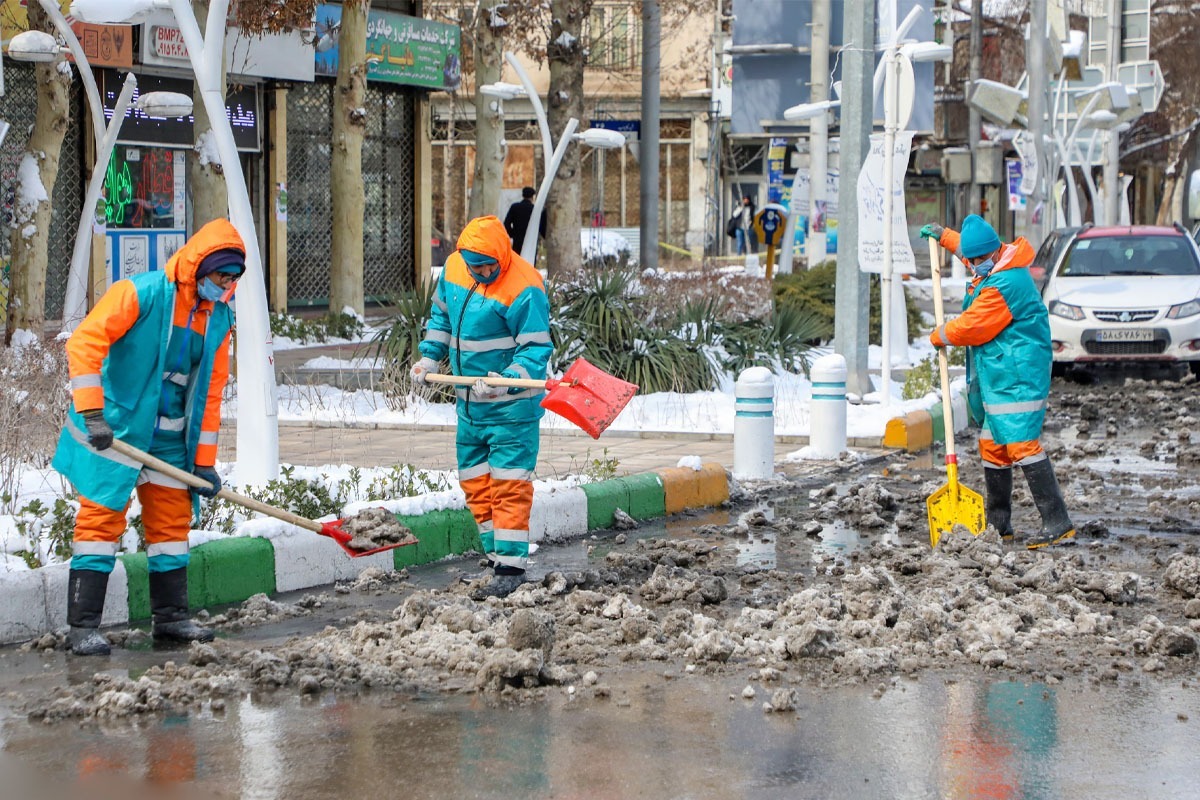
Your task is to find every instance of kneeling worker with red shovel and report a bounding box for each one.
[412,215,553,598]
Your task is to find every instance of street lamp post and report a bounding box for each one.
[10,0,131,332]
[481,58,626,266]
[72,0,280,483]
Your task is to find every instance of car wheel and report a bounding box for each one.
[1190,361,1200,377]
[1051,362,1068,379]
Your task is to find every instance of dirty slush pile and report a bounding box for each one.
[26,527,1200,722]
[22,376,1200,722]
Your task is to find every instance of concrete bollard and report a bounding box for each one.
[809,354,848,458]
[733,366,774,480]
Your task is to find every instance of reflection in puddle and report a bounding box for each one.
[736,532,776,570]
[812,520,901,560]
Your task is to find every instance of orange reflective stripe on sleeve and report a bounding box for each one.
[66,280,141,411]
[194,330,232,467]
[942,286,1014,347]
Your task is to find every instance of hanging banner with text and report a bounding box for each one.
[314,4,462,91]
[766,137,787,204]
[856,131,915,274]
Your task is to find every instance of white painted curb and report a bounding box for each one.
[530,485,588,543]
[269,531,396,593]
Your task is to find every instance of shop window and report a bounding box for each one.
[105,145,187,229]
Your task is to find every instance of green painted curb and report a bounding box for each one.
[619,473,667,520]
[188,538,276,609]
[930,401,946,441]
[394,509,475,569]
[581,479,631,531]
[119,552,150,622]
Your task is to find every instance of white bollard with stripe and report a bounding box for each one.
[733,366,775,480]
[809,353,848,458]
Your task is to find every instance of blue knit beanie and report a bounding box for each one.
[460,249,498,267]
[959,214,1001,259]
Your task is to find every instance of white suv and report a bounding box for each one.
[1040,224,1200,376]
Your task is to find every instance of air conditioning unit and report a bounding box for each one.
[974,142,1004,185]
[941,148,972,184]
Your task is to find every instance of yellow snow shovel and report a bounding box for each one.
[926,237,985,547]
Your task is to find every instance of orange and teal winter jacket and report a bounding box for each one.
[419,215,553,425]
[52,219,241,511]
[929,228,1051,444]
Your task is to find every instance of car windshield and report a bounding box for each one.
[1059,235,1200,278]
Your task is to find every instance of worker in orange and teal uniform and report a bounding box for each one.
[53,219,245,655]
[921,214,1074,550]
[411,215,553,598]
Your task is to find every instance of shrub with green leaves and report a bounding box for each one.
[369,282,453,410]
[774,261,922,345]
[270,312,365,344]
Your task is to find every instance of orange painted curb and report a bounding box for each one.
[654,463,729,515]
[883,411,934,453]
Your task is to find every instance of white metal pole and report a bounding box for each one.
[807,0,831,267]
[41,0,106,331]
[169,0,279,483]
[504,52,552,178]
[880,47,897,408]
[733,367,774,480]
[65,74,136,325]
[1103,0,1121,226]
[522,118,579,264]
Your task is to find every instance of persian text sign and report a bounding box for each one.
[314,5,462,91]
[856,132,915,274]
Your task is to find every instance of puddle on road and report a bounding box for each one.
[2,671,1197,799]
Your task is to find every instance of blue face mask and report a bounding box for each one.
[467,264,500,285]
[197,276,226,302]
[971,258,995,278]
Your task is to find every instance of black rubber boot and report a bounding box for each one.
[67,569,111,656]
[150,567,214,643]
[983,467,1014,540]
[1020,458,1076,550]
[471,566,527,600]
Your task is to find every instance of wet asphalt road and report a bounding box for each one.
[2,370,1200,799]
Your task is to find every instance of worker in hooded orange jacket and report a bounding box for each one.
[922,214,1074,550]
[412,215,552,599]
[52,219,245,655]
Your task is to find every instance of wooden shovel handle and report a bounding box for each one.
[928,237,957,462]
[425,372,552,389]
[109,439,323,533]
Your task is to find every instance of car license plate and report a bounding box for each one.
[1096,328,1154,342]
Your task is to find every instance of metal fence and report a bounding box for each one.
[286,80,416,307]
[0,65,83,321]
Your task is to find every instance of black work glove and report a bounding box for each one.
[81,409,113,451]
[192,465,222,498]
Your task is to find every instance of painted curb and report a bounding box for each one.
[883,388,970,453]
[0,463,729,645]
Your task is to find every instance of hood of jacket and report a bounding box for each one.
[166,218,246,304]
[455,215,514,279]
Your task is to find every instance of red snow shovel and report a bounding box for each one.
[109,440,418,558]
[425,357,638,438]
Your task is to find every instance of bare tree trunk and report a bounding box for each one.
[188,0,230,228]
[330,0,368,316]
[5,1,71,344]
[468,4,505,220]
[545,0,588,276]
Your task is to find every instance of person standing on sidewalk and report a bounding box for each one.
[503,186,546,256]
[921,214,1074,549]
[411,215,553,598]
[53,219,245,655]
[734,194,757,256]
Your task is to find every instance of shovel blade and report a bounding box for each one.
[926,481,986,548]
[319,519,419,559]
[540,358,638,439]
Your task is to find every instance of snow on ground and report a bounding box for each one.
[264,340,950,439]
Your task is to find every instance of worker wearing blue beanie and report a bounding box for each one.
[919,215,1074,550]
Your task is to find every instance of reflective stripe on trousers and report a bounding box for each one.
[73,480,192,573]
[456,418,539,571]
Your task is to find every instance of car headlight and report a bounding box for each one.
[1167,299,1200,319]
[1048,301,1085,321]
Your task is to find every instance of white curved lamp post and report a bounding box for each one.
[73,0,280,483]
